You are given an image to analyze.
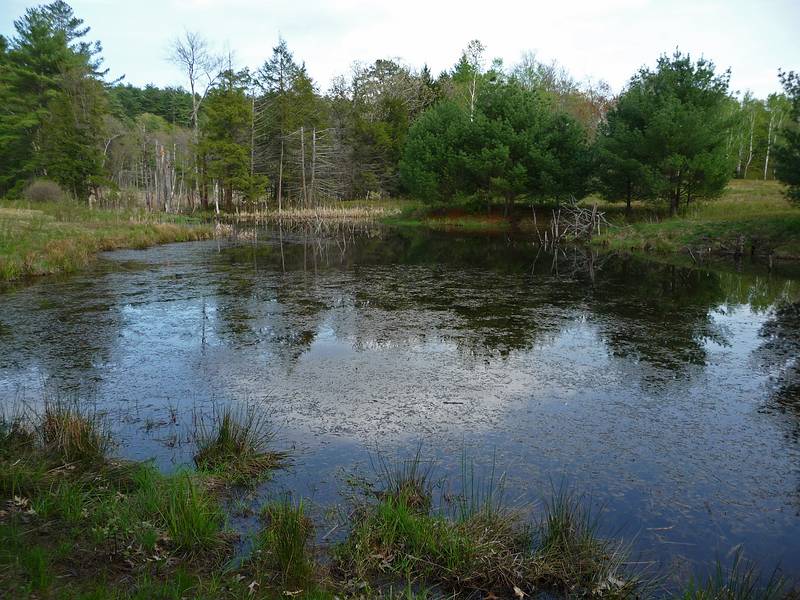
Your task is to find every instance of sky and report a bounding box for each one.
[2,0,799,97]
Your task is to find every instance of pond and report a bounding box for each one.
[1,226,799,586]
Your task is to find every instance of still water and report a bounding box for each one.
[1,227,799,584]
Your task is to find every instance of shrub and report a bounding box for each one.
[23,179,67,203]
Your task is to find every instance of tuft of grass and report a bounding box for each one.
[39,400,109,465]
[337,488,531,594]
[255,497,315,585]
[193,406,286,485]
[127,465,225,552]
[337,454,646,598]
[372,445,436,512]
[32,480,89,524]
[533,487,639,597]
[0,410,36,455]
[681,551,789,600]
[20,545,54,591]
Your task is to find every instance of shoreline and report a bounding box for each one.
[1,405,795,599]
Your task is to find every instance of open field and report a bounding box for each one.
[0,201,214,282]
[592,180,800,259]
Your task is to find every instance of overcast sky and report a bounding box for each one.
[2,0,799,97]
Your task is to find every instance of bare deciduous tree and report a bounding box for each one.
[465,39,486,122]
[170,31,222,138]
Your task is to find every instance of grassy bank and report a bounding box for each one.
[593,180,800,259]
[1,406,795,599]
[0,200,214,282]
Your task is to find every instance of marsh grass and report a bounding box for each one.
[0,199,213,282]
[681,551,790,600]
[372,445,436,511]
[533,486,641,597]
[193,406,287,485]
[337,452,647,598]
[254,497,315,585]
[39,400,110,464]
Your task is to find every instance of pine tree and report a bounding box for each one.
[596,51,734,215]
[0,1,107,199]
[199,69,266,210]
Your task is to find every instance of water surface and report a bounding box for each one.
[1,228,799,584]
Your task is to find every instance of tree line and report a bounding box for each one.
[1,1,798,212]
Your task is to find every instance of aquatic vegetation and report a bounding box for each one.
[193,406,287,485]
[335,454,645,598]
[0,415,795,598]
[533,487,641,597]
[39,400,110,464]
[680,551,789,600]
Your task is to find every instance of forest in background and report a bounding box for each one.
[1,1,798,216]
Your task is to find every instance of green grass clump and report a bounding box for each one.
[336,454,644,598]
[39,400,110,465]
[121,463,225,553]
[254,497,315,585]
[194,406,286,485]
[533,488,637,597]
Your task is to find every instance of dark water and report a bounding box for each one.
[1,228,799,585]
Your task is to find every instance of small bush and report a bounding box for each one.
[23,179,66,203]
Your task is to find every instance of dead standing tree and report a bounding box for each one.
[255,124,349,210]
[170,31,222,210]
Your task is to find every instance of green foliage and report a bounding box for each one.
[199,68,267,208]
[774,70,800,203]
[0,1,107,199]
[596,51,734,214]
[400,80,590,208]
[109,83,193,125]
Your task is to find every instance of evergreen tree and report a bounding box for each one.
[0,1,107,199]
[199,68,266,210]
[596,51,734,215]
[400,80,590,210]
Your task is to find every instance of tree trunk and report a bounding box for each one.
[625,180,632,217]
[300,126,308,208]
[744,111,755,178]
[670,184,680,217]
[277,139,284,214]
